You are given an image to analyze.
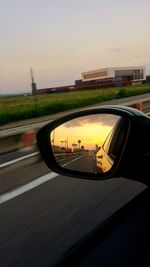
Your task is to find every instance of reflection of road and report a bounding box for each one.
[64,153,97,173]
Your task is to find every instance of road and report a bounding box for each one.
[0,156,147,267]
[61,153,97,173]
[0,95,150,267]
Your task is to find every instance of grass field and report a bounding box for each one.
[1,84,150,126]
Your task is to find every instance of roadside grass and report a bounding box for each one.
[1,84,150,126]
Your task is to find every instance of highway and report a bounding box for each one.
[0,154,147,267]
[0,168,146,267]
[0,94,150,267]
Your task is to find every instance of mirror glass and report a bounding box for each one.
[50,114,124,174]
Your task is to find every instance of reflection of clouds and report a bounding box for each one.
[63,114,120,128]
[54,114,121,151]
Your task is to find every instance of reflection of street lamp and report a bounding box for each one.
[64,140,67,148]
[60,138,68,148]
[78,140,81,149]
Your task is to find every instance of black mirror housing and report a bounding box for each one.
[36,105,150,185]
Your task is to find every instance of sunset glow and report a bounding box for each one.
[50,114,120,150]
[0,0,150,94]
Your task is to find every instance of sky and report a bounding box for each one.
[0,0,150,94]
[52,114,118,150]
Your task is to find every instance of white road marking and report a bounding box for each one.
[146,112,150,117]
[62,155,84,167]
[0,156,85,204]
[0,172,58,204]
[0,152,39,169]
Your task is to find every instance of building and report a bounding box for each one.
[75,66,146,86]
[37,66,147,95]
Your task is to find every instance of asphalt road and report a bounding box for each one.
[0,149,37,165]
[0,157,146,267]
[61,153,97,173]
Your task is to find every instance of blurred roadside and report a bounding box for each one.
[1,93,150,166]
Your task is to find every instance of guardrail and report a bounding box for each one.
[122,96,150,110]
[54,152,80,164]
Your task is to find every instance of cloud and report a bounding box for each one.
[107,47,126,53]
[61,114,120,128]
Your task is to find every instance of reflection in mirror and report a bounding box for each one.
[50,114,123,174]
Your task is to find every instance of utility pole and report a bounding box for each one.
[30,67,37,95]
[30,67,38,113]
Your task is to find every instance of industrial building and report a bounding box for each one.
[75,66,146,86]
[37,66,146,94]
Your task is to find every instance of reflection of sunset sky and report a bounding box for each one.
[51,114,120,150]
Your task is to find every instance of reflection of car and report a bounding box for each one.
[37,105,150,267]
[96,117,128,173]
[96,140,114,173]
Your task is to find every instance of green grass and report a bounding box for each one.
[1,84,150,126]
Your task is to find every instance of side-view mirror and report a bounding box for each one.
[36,106,150,184]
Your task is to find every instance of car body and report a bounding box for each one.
[96,133,114,173]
